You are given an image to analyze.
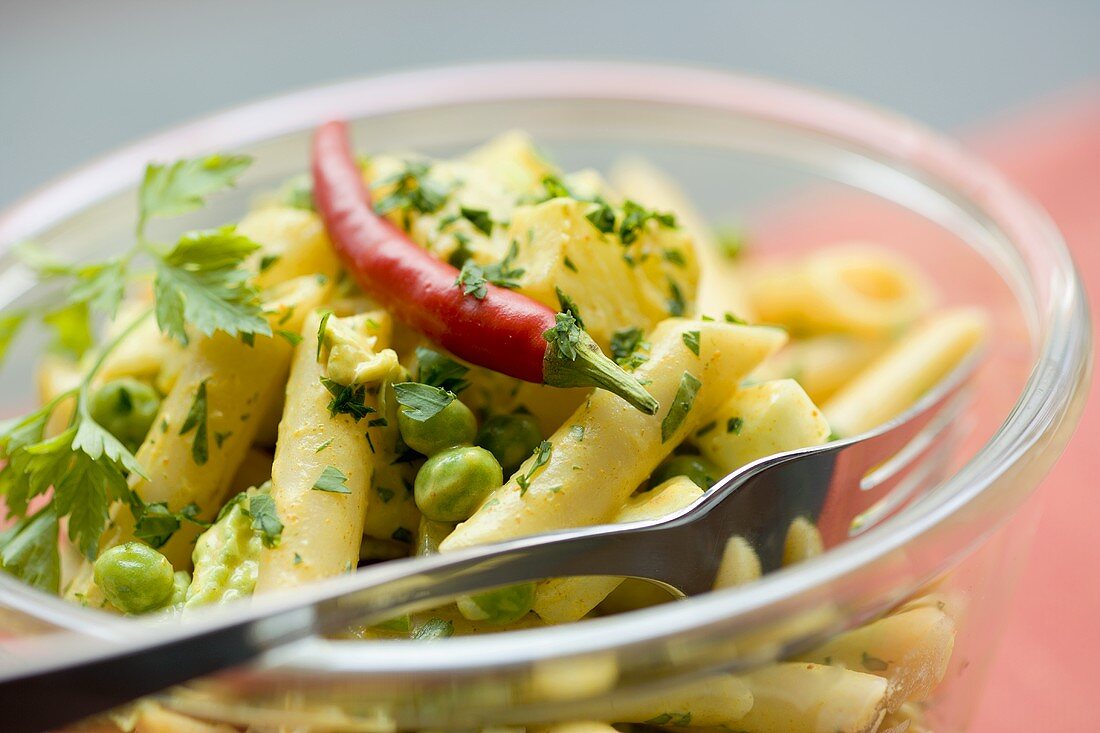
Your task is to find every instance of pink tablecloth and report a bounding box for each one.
[964,92,1100,731]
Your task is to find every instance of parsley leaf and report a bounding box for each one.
[134,501,205,549]
[152,226,270,345]
[139,153,252,230]
[619,199,677,245]
[666,278,687,317]
[316,311,332,360]
[320,377,374,421]
[246,493,283,549]
[0,509,61,593]
[373,161,450,217]
[0,311,27,367]
[179,380,210,465]
[542,312,584,362]
[392,382,456,422]
[43,301,93,359]
[415,347,470,393]
[455,261,489,299]
[727,416,744,434]
[682,330,700,356]
[609,326,648,370]
[861,651,890,672]
[517,440,552,495]
[313,465,351,494]
[585,201,616,234]
[555,288,584,329]
[460,207,494,236]
[661,372,701,442]
[413,617,455,640]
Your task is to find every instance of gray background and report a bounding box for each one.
[2,0,1099,208]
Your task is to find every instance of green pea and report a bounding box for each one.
[414,446,502,522]
[650,454,722,490]
[93,542,176,614]
[398,399,477,456]
[89,378,161,451]
[457,582,537,625]
[475,413,543,475]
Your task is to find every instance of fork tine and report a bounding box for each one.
[814,353,980,547]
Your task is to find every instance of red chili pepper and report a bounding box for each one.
[312,121,658,414]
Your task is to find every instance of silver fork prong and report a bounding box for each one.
[860,385,974,493]
[850,394,974,536]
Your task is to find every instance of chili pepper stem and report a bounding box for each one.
[543,330,659,415]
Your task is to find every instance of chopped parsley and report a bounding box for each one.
[320,377,374,421]
[413,617,455,640]
[667,278,687,316]
[315,311,332,360]
[585,201,616,234]
[555,288,584,328]
[376,486,395,503]
[454,241,526,300]
[644,713,692,727]
[695,420,717,438]
[246,493,283,549]
[179,380,210,465]
[415,346,470,393]
[315,438,333,453]
[213,430,232,449]
[392,382,456,421]
[517,440,552,495]
[459,207,494,236]
[727,416,744,434]
[661,372,702,442]
[663,248,687,267]
[391,527,414,544]
[618,199,677,245]
[682,330,700,356]
[610,326,648,370]
[373,161,450,219]
[861,651,889,672]
[134,501,205,549]
[313,466,351,494]
[277,329,302,346]
[563,256,578,273]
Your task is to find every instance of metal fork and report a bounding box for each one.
[0,354,977,733]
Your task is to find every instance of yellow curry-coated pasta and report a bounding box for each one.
[796,605,956,711]
[441,319,786,551]
[713,535,763,589]
[533,476,703,624]
[610,156,756,321]
[509,197,699,352]
[823,308,987,436]
[696,379,831,474]
[238,205,342,289]
[734,663,888,733]
[599,674,753,726]
[746,245,933,339]
[255,310,393,590]
[750,335,891,404]
[64,277,328,601]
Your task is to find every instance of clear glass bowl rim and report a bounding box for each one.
[0,61,1090,676]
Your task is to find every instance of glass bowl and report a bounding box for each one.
[0,62,1091,732]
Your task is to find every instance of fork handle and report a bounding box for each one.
[0,517,699,733]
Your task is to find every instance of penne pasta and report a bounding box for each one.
[255,310,395,590]
[533,476,703,623]
[796,606,956,711]
[749,335,891,404]
[746,245,933,339]
[823,308,986,437]
[695,379,831,474]
[733,663,888,733]
[600,674,754,726]
[610,156,756,321]
[441,319,785,551]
